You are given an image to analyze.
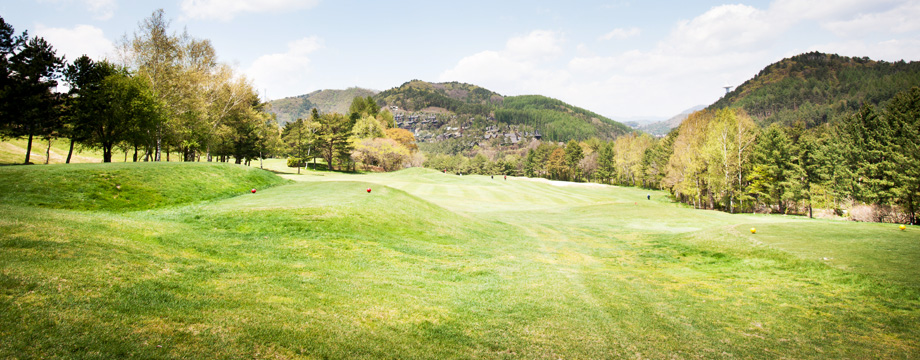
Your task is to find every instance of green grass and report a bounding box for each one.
[0,162,288,211]
[1,138,112,165]
[1,165,918,358]
[1,138,210,165]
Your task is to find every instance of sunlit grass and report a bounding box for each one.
[1,165,918,358]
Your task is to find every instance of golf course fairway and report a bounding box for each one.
[1,163,918,358]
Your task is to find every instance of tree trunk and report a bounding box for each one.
[133,144,139,162]
[102,143,112,163]
[698,181,704,209]
[45,138,52,164]
[155,126,162,161]
[908,191,916,225]
[24,133,34,164]
[66,137,75,164]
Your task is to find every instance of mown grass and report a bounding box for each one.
[1,138,106,165]
[1,165,918,358]
[0,162,287,211]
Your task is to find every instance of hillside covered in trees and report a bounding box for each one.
[269,87,377,125]
[377,80,631,151]
[710,52,920,127]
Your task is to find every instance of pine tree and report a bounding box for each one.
[2,34,64,164]
[885,87,920,224]
[749,124,795,213]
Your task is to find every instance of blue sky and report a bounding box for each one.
[3,1,919,120]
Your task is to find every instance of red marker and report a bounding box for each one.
[251,188,256,193]
[367,188,372,193]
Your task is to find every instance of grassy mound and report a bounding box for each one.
[0,162,288,211]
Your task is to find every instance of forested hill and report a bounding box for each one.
[495,95,631,141]
[709,52,920,127]
[375,80,631,142]
[269,87,377,125]
[375,80,502,116]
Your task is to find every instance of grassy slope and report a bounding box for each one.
[1,138,105,165]
[1,138,194,165]
[0,162,288,211]
[1,165,918,358]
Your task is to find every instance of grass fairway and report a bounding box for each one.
[1,164,918,358]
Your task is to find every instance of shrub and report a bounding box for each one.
[287,157,304,167]
[849,204,909,223]
[351,138,410,171]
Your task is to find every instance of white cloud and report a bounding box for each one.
[180,0,320,21]
[664,4,776,55]
[84,0,116,20]
[600,27,640,41]
[504,30,564,60]
[246,36,323,99]
[439,30,569,97]
[822,1,920,36]
[34,24,115,62]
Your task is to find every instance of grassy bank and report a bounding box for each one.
[0,162,288,211]
[1,166,917,358]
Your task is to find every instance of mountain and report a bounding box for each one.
[637,105,706,136]
[375,80,501,115]
[375,80,631,147]
[269,80,631,154]
[709,52,920,127]
[268,87,377,125]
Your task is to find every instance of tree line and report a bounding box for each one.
[0,11,421,172]
[424,86,920,224]
[281,96,420,172]
[0,11,282,165]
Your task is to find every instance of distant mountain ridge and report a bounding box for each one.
[268,87,377,125]
[637,105,706,136]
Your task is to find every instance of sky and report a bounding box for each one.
[3,0,919,121]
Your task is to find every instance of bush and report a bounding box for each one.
[351,138,410,172]
[287,157,305,167]
[849,204,909,223]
